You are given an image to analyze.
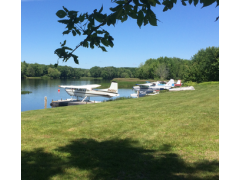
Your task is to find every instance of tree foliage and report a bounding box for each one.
[48,68,61,79]
[136,46,219,82]
[22,47,218,82]
[155,63,169,80]
[184,46,219,82]
[55,0,219,65]
[21,62,137,79]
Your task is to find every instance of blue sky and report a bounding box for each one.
[21,0,219,69]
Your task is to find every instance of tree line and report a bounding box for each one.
[21,62,137,79]
[21,46,219,82]
[136,46,219,82]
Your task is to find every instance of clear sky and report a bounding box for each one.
[21,0,219,69]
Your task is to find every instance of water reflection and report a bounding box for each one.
[21,79,135,112]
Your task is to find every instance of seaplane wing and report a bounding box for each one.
[58,84,101,89]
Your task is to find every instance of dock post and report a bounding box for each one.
[44,96,47,109]
[137,90,139,98]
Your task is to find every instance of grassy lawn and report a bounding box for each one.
[21,82,219,180]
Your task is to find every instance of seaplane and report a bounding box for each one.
[58,81,119,102]
[133,79,175,91]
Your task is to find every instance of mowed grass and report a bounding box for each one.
[21,82,219,180]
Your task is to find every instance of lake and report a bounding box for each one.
[21,79,136,112]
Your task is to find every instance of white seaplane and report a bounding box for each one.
[58,82,119,102]
[133,79,175,91]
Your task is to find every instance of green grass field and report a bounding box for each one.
[21,82,219,180]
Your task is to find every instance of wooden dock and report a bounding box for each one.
[50,99,101,107]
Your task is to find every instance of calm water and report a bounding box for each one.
[21,79,136,112]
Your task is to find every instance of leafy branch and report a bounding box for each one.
[54,0,219,65]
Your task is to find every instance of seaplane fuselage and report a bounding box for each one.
[65,88,119,98]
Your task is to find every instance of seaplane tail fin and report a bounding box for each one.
[109,81,118,93]
[176,80,181,84]
[166,79,175,87]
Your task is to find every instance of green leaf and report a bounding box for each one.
[94,13,104,23]
[75,29,81,35]
[116,8,124,19]
[133,0,139,5]
[96,30,104,34]
[79,14,85,22]
[194,0,198,6]
[163,6,168,12]
[72,30,76,36]
[156,0,161,5]
[128,11,138,19]
[62,6,69,13]
[99,5,103,13]
[182,0,187,6]
[58,19,69,24]
[110,4,122,12]
[101,38,109,46]
[115,1,126,5]
[144,16,148,26]
[61,40,66,47]
[201,0,216,8]
[99,46,107,52]
[189,0,193,5]
[149,16,157,26]
[90,41,94,49]
[72,54,79,64]
[121,14,128,22]
[62,30,70,35]
[68,11,78,18]
[137,10,144,28]
[125,4,133,12]
[56,10,67,18]
[83,41,88,48]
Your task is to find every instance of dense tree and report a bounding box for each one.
[33,63,43,77]
[184,46,219,82]
[26,64,36,77]
[155,63,169,80]
[121,72,130,78]
[48,68,61,79]
[54,0,219,65]
[102,66,117,79]
[90,66,102,77]
[21,61,28,78]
